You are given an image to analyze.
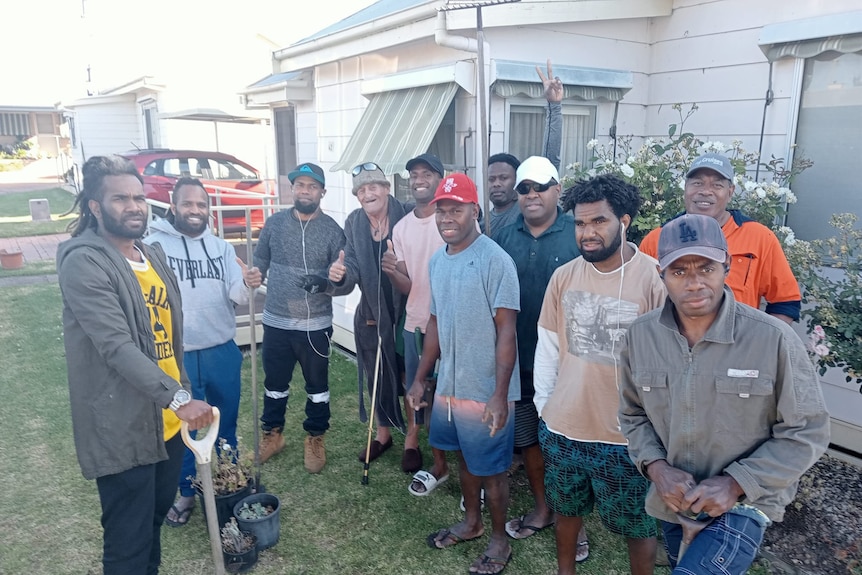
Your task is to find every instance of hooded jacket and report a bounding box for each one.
[144,218,248,350]
[57,228,189,480]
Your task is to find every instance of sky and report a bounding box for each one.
[3,0,377,106]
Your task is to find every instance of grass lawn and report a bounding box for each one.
[0,187,76,237]
[0,285,773,574]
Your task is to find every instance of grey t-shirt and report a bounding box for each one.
[489,203,521,240]
[429,234,521,402]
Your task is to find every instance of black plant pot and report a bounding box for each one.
[223,534,258,573]
[234,493,281,550]
[199,482,253,529]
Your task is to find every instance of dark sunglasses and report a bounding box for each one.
[516,179,557,195]
[352,162,381,176]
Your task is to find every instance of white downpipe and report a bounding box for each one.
[435,11,490,217]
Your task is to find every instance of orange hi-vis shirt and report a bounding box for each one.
[639,210,801,320]
[129,254,182,441]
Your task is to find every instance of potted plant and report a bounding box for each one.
[221,517,258,573]
[193,440,253,528]
[0,248,24,270]
[234,493,281,550]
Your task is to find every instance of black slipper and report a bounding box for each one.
[357,438,393,462]
[401,447,423,473]
[467,551,513,574]
[164,503,193,527]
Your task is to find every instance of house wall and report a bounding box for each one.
[68,98,142,166]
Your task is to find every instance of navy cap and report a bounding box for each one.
[405,153,444,177]
[685,153,734,181]
[658,214,728,270]
[288,162,325,186]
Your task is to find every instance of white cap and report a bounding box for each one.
[515,156,559,188]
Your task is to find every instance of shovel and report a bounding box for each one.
[676,511,716,562]
[182,407,225,575]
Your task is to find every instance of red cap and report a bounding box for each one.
[430,173,479,205]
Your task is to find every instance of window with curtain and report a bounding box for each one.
[786,50,862,240]
[508,104,596,175]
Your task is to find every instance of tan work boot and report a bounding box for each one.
[259,427,285,463]
[304,434,326,473]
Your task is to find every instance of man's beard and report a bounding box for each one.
[100,206,146,239]
[174,213,207,236]
[295,199,320,215]
[580,223,623,263]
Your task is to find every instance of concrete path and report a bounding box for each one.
[0,158,68,193]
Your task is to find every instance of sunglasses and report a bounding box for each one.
[352,162,381,176]
[516,180,557,195]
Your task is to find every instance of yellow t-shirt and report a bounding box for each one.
[129,252,182,441]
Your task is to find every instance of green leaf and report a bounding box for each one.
[668,124,677,137]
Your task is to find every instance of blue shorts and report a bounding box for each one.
[428,394,514,477]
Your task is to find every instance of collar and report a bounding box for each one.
[515,207,567,237]
[659,285,736,345]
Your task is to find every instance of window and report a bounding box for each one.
[35,113,54,135]
[0,113,30,136]
[508,103,596,172]
[787,51,862,240]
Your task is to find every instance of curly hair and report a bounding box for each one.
[67,156,142,237]
[560,174,641,221]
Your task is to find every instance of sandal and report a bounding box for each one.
[408,470,449,496]
[357,438,392,463]
[164,502,194,527]
[468,551,513,574]
[459,488,485,512]
[426,527,483,549]
[576,537,590,563]
[504,515,553,539]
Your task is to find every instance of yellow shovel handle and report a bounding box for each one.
[181,407,221,464]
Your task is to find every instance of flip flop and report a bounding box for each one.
[576,538,590,563]
[504,515,553,539]
[164,503,194,527]
[408,470,449,496]
[357,438,393,463]
[426,527,483,550]
[467,551,513,574]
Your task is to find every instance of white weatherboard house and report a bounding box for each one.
[243,0,862,455]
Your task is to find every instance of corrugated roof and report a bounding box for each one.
[247,71,304,90]
[292,0,429,46]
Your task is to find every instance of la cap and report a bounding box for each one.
[288,162,325,186]
[685,153,734,181]
[430,173,479,205]
[658,213,728,270]
[515,156,559,188]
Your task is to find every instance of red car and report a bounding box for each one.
[121,149,274,233]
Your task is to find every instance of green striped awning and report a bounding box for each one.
[332,83,458,176]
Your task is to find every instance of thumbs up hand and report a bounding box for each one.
[236,257,262,289]
[328,249,347,283]
[381,239,398,275]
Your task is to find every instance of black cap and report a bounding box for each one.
[405,153,444,177]
[288,162,325,186]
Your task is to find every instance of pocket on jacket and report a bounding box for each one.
[714,375,775,440]
[633,371,671,440]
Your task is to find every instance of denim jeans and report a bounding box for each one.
[261,324,331,436]
[662,507,768,575]
[178,341,243,497]
[96,434,184,575]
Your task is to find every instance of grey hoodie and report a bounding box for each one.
[145,217,248,350]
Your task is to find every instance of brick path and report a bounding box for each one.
[0,233,68,264]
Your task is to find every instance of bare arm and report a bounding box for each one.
[482,307,517,437]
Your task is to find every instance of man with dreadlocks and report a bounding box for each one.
[57,156,214,575]
[144,177,261,527]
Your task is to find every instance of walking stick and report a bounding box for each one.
[182,407,224,575]
[361,336,383,485]
[245,216,262,493]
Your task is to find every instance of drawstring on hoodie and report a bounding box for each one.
[180,235,219,289]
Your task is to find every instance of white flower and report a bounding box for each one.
[587,169,597,178]
[755,187,767,199]
[678,178,686,190]
[784,231,796,246]
[744,181,757,192]
[587,139,599,150]
[784,190,797,204]
[619,164,635,178]
[700,140,727,153]
[626,156,637,166]
[777,187,790,198]
[814,344,830,357]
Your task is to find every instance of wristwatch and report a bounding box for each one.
[168,389,192,411]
